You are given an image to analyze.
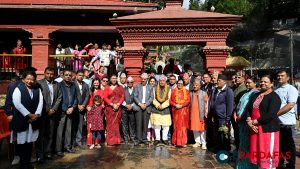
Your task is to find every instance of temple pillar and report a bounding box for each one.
[118,46,147,84]
[202,42,231,74]
[24,27,57,79]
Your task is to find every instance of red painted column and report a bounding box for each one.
[202,42,231,74]
[118,47,147,84]
[24,28,56,79]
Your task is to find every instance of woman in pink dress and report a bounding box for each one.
[103,74,124,146]
[71,44,86,71]
[246,75,281,169]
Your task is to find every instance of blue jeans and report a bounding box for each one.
[92,130,102,144]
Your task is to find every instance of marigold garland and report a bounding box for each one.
[156,85,168,103]
[175,88,187,105]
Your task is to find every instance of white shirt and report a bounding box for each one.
[142,85,147,104]
[77,81,83,95]
[47,80,54,105]
[55,48,65,55]
[11,87,43,144]
[217,85,227,96]
[122,87,134,106]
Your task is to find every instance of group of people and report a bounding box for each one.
[3,60,298,169]
[55,42,120,77]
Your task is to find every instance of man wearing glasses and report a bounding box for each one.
[168,74,177,89]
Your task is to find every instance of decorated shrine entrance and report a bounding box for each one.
[111,0,241,82]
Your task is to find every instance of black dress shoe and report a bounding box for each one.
[154,140,160,146]
[65,148,75,153]
[163,140,170,145]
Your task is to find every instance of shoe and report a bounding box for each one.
[192,143,201,148]
[65,148,75,153]
[11,156,20,165]
[142,140,149,145]
[201,143,207,150]
[37,157,44,164]
[133,140,139,146]
[56,152,64,157]
[95,144,101,149]
[124,140,129,145]
[154,140,160,146]
[162,140,169,145]
[89,144,95,150]
[45,154,53,160]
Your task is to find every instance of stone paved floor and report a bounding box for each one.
[0,130,300,169]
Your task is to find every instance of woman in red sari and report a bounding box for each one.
[170,79,190,147]
[246,75,281,169]
[103,74,124,146]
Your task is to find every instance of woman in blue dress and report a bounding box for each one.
[235,77,259,169]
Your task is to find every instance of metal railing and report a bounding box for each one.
[0,54,32,80]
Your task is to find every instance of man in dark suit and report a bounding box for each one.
[210,74,234,151]
[121,76,137,145]
[73,70,90,148]
[133,73,154,145]
[55,70,78,155]
[36,67,62,162]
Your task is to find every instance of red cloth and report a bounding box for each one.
[169,88,190,146]
[249,95,280,168]
[0,110,10,140]
[2,52,11,69]
[87,89,103,107]
[103,86,124,145]
[87,105,104,131]
[13,47,26,70]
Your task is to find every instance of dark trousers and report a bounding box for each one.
[56,114,72,152]
[206,116,218,150]
[72,110,85,146]
[17,142,33,169]
[279,125,296,169]
[92,130,101,144]
[231,116,239,149]
[135,109,150,141]
[36,117,56,158]
[122,109,136,141]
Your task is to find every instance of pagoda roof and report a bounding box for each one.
[0,0,157,7]
[115,7,241,20]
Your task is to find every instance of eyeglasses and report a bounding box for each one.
[102,80,108,82]
[177,83,183,85]
[64,74,72,77]
[170,79,176,80]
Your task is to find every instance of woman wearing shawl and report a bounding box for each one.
[170,79,190,147]
[236,77,259,169]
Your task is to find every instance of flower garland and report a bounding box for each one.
[156,85,168,103]
[175,88,187,105]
